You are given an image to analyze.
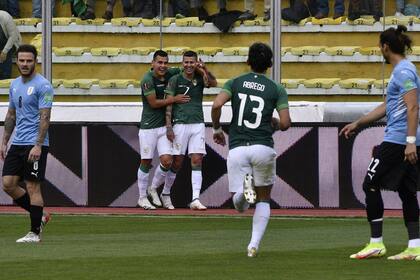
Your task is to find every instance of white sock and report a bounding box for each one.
[137,168,149,198]
[151,164,168,190]
[162,170,177,195]
[370,237,383,243]
[232,192,249,212]
[191,170,202,201]
[408,238,420,248]
[248,202,270,250]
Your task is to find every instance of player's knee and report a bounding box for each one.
[25,182,41,196]
[2,179,14,193]
[191,156,203,167]
[362,181,377,193]
[160,157,172,169]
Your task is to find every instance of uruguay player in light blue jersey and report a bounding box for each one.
[1,44,53,243]
[341,25,420,260]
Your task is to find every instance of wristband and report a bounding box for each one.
[212,127,223,134]
[406,136,416,144]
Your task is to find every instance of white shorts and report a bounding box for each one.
[138,126,172,159]
[227,145,277,193]
[172,123,207,156]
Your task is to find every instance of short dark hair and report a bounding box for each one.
[248,42,273,73]
[16,44,38,59]
[153,50,168,60]
[380,25,412,56]
[183,50,198,60]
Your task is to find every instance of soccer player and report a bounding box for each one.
[138,50,190,210]
[211,42,291,257]
[165,51,217,210]
[340,25,420,260]
[1,44,53,243]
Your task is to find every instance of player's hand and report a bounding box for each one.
[0,51,7,63]
[404,143,418,164]
[213,132,226,146]
[166,127,175,142]
[0,143,8,161]
[339,122,358,139]
[174,94,190,104]
[28,145,41,163]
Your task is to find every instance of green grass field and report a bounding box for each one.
[0,214,419,280]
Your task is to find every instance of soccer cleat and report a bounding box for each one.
[147,187,162,207]
[387,247,420,260]
[160,193,175,210]
[16,232,41,243]
[349,242,386,259]
[137,197,156,210]
[40,212,51,233]
[233,193,249,213]
[243,174,257,204]
[190,199,207,210]
[247,247,258,258]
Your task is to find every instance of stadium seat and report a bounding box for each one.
[121,47,155,55]
[63,79,99,89]
[91,47,121,56]
[99,79,134,89]
[142,18,173,27]
[14,18,41,26]
[0,79,13,88]
[193,47,222,56]
[373,79,390,89]
[281,19,290,26]
[281,79,305,89]
[380,16,410,26]
[409,46,420,55]
[303,78,340,89]
[281,47,291,55]
[175,17,205,27]
[298,17,311,26]
[222,47,248,56]
[324,46,360,56]
[311,16,345,25]
[163,47,190,55]
[346,17,375,25]
[54,47,91,56]
[217,79,228,88]
[111,17,142,27]
[243,17,270,26]
[290,46,326,56]
[75,18,106,25]
[132,80,141,87]
[359,47,381,56]
[339,78,375,89]
[52,17,75,25]
[52,79,64,88]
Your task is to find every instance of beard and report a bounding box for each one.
[18,65,35,77]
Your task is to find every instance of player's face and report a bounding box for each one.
[182,56,197,76]
[152,55,169,77]
[17,52,36,77]
[379,42,391,64]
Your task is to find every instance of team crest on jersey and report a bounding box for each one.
[27,87,34,95]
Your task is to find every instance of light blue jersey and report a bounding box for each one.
[384,59,420,145]
[9,74,54,146]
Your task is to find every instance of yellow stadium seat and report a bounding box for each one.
[193,47,222,56]
[99,79,135,89]
[222,47,248,56]
[374,79,390,89]
[121,47,156,55]
[54,47,91,56]
[175,17,205,27]
[217,79,228,88]
[339,78,375,90]
[0,79,13,88]
[298,17,311,26]
[359,47,381,56]
[408,46,420,55]
[243,17,270,26]
[91,47,121,56]
[412,17,420,24]
[52,17,75,25]
[132,80,141,87]
[380,16,410,26]
[312,17,345,25]
[75,18,106,25]
[346,17,375,25]
[324,46,360,56]
[14,18,41,26]
[63,79,99,89]
[163,47,190,55]
[142,18,174,27]
[111,17,141,27]
[303,78,340,89]
[281,47,291,55]
[290,46,326,56]
[52,79,63,88]
[281,19,290,26]
[280,79,305,89]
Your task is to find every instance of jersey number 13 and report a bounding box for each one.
[237,93,265,129]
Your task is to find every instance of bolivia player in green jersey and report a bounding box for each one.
[211,43,291,257]
[165,51,217,210]
[137,50,190,210]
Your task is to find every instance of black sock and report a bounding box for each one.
[30,205,43,235]
[14,192,31,212]
[369,220,383,238]
[407,221,420,240]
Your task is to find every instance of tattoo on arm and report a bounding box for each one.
[2,109,16,145]
[166,105,173,128]
[36,108,51,146]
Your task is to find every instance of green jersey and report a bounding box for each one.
[223,72,289,149]
[140,67,180,129]
[166,73,205,124]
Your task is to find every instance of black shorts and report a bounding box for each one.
[363,141,420,192]
[2,145,49,182]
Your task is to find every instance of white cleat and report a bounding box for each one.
[16,231,41,243]
[233,193,249,213]
[247,247,258,258]
[190,199,207,210]
[137,197,156,210]
[243,174,256,204]
[160,193,175,210]
[147,187,162,207]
